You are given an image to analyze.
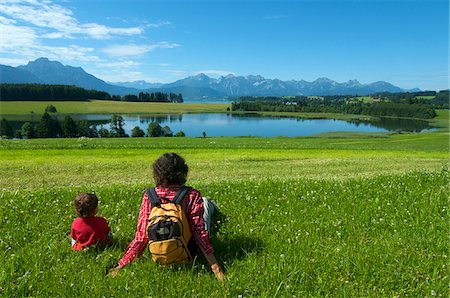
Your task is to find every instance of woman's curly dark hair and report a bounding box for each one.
[74,193,98,217]
[153,152,189,186]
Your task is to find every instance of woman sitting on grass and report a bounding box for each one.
[109,152,225,281]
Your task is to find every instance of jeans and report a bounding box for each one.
[202,197,219,232]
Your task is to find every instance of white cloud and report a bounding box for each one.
[81,23,143,40]
[41,32,71,39]
[0,22,39,49]
[157,42,180,49]
[0,13,101,64]
[41,45,99,62]
[164,70,187,76]
[0,16,16,25]
[102,42,180,57]
[0,57,31,66]
[0,0,179,83]
[90,69,160,83]
[0,0,143,39]
[0,35,99,64]
[195,70,235,77]
[146,21,171,28]
[96,60,141,68]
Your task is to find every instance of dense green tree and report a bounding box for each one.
[45,104,57,113]
[20,122,35,139]
[98,126,110,138]
[175,131,186,137]
[162,125,173,137]
[0,84,110,101]
[154,92,168,102]
[109,115,126,137]
[35,112,59,138]
[138,92,152,102]
[1,84,185,104]
[169,93,183,103]
[77,120,98,138]
[0,118,14,138]
[14,129,22,139]
[232,95,438,119]
[147,122,163,137]
[131,126,145,137]
[62,116,78,137]
[433,91,450,108]
[123,94,139,101]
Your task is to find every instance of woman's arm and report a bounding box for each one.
[109,195,150,276]
[185,190,226,281]
[204,251,226,282]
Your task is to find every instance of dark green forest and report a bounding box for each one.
[0,84,109,101]
[232,91,449,119]
[0,84,183,103]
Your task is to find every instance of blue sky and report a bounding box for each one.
[0,0,448,90]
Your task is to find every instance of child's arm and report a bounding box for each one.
[70,222,79,250]
[102,218,113,245]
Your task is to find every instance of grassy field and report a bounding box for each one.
[431,109,449,130]
[0,132,448,190]
[0,128,448,296]
[0,100,230,119]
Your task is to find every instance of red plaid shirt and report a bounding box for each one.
[118,185,213,267]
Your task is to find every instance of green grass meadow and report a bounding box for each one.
[1,106,449,296]
[0,100,230,120]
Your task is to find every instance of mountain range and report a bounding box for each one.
[0,58,420,98]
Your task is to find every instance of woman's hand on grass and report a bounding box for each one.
[211,263,226,282]
[108,266,122,278]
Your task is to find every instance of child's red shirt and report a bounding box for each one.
[70,216,111,250]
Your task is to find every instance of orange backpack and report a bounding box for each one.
[145,187,192,265]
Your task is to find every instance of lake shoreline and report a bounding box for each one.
[1,101,447,136]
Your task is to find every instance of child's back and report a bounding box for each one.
[71,193,111,250]
[71,216,111,250]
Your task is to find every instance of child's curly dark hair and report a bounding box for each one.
[74,193,98,217]
[153,152,189,186]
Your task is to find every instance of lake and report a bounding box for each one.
[53,113,434,137]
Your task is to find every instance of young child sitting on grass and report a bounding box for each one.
[70,193,112,251]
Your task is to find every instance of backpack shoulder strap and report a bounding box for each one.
[172,186,192,205]
[145,188,162,206]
